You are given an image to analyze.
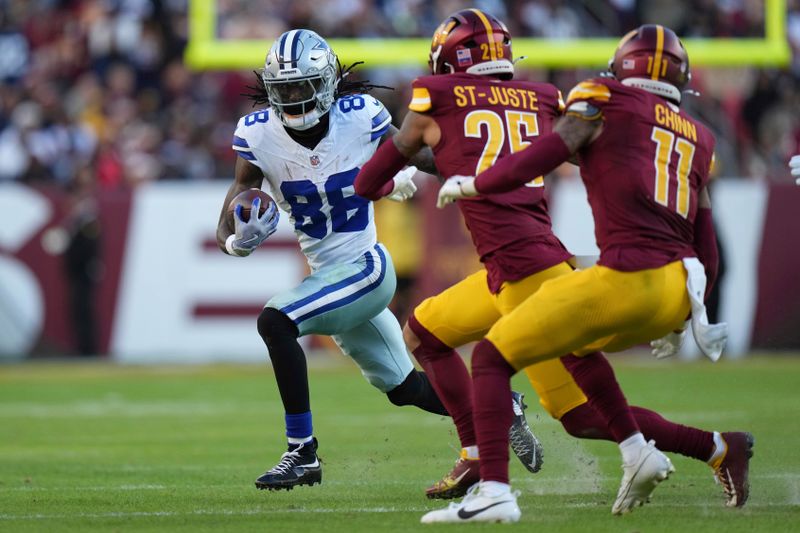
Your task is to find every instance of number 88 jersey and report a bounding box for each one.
[232,95,392,271]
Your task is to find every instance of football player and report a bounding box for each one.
[431,24,753,520]
[216,29,538,493]
[216,29,446,491]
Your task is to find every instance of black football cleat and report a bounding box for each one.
[255,438,322,491]
[509,392,544,474]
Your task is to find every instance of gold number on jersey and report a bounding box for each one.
[650,126,695,218]
[464,110,543,187]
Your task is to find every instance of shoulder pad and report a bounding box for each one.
[409,78,433,113]
[565,80,611,106]
[366,96,392,141]
[565,100,603,121]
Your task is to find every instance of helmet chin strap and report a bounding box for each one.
[620,77,682,104]
[282,107,323,131]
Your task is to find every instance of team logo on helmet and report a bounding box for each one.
[609,24,691,103]
[428,9,514,79]
[262,29,338,130]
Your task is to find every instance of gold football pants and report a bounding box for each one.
[413,262,588,419]
[486,261,691,369]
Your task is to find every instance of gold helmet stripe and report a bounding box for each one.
[651,25,665,81]
[469,9,497,61]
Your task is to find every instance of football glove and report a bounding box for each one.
[436,175,478,208]
[650,325,687,359]
[227,197,279,257]
[387,165,418,202]
[790,154,800,185]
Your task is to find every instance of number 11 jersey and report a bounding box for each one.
[564,77,716,271]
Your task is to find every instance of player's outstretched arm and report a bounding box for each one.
[216,158,265,252]
[474,114,600,194]
[437,114,601,207]
[354,111,438,200]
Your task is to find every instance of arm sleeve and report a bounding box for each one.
[473,132,571,195]
[694,207,719,298]
[354,139,409,200]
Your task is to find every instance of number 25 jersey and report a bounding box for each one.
[565,77,716,271]
[410,73,571,292]
[231,95,392,271]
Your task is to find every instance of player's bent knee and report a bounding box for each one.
[386,370,420,406]
[257,307,299,344]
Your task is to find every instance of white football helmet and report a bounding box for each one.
[262,29,338,130]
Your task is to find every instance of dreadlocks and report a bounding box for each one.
[243,61,393,108]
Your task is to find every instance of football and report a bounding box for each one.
[228,188,274,223]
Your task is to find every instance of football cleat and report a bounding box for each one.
[421,482,521,524]
[612,440,674,515]
[509,391,544,474]
[425,455,480,500]
[711,432,754,508]
[254,438,322,491]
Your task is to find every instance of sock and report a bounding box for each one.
[471,339,516,484]
[619,432,647,464]
[461,446,479,460]
[707,431,726,467]
[386,369,449,415]
[257,308,310,414]
[480,480,511,496]
[285,411,313,444]
[408,314,476,447]
[561,403,717,462]
[560,352,640,443]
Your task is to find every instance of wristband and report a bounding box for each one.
[224,234,239,256]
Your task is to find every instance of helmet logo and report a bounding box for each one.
[456,49,473,67]
[622,59,635,70]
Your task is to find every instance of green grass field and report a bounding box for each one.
[1,355,799,532]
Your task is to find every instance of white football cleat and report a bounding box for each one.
[612,440,675,515]
[421,482,521,524]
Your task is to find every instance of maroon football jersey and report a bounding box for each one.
[410,73,571,292]
[565,77,716,271]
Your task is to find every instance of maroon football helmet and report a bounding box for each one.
[429,9,514,79]
[608,24,690,103]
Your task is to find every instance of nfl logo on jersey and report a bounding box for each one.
[456,48,472,67]
[310,155,321,167]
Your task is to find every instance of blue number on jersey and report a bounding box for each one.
[244,110,269,126]
[280,168,368,239]
[338,96,365,113]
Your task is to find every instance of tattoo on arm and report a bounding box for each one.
[408,146,438,175]
[554,114,602,153]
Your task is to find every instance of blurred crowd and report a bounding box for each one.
[1,0,799,189]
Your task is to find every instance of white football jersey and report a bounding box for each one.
[232,95,392,271]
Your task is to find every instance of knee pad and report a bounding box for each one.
[257,307,299,345]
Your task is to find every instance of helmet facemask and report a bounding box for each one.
[262,29,338,131]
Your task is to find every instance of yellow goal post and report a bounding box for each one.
[185,0,790,70]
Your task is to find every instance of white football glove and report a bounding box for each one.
[790,154,800,185]
[650,324,687,359]
[386,165,418,202]
[436,175,478,209]
[226,197,279,257]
